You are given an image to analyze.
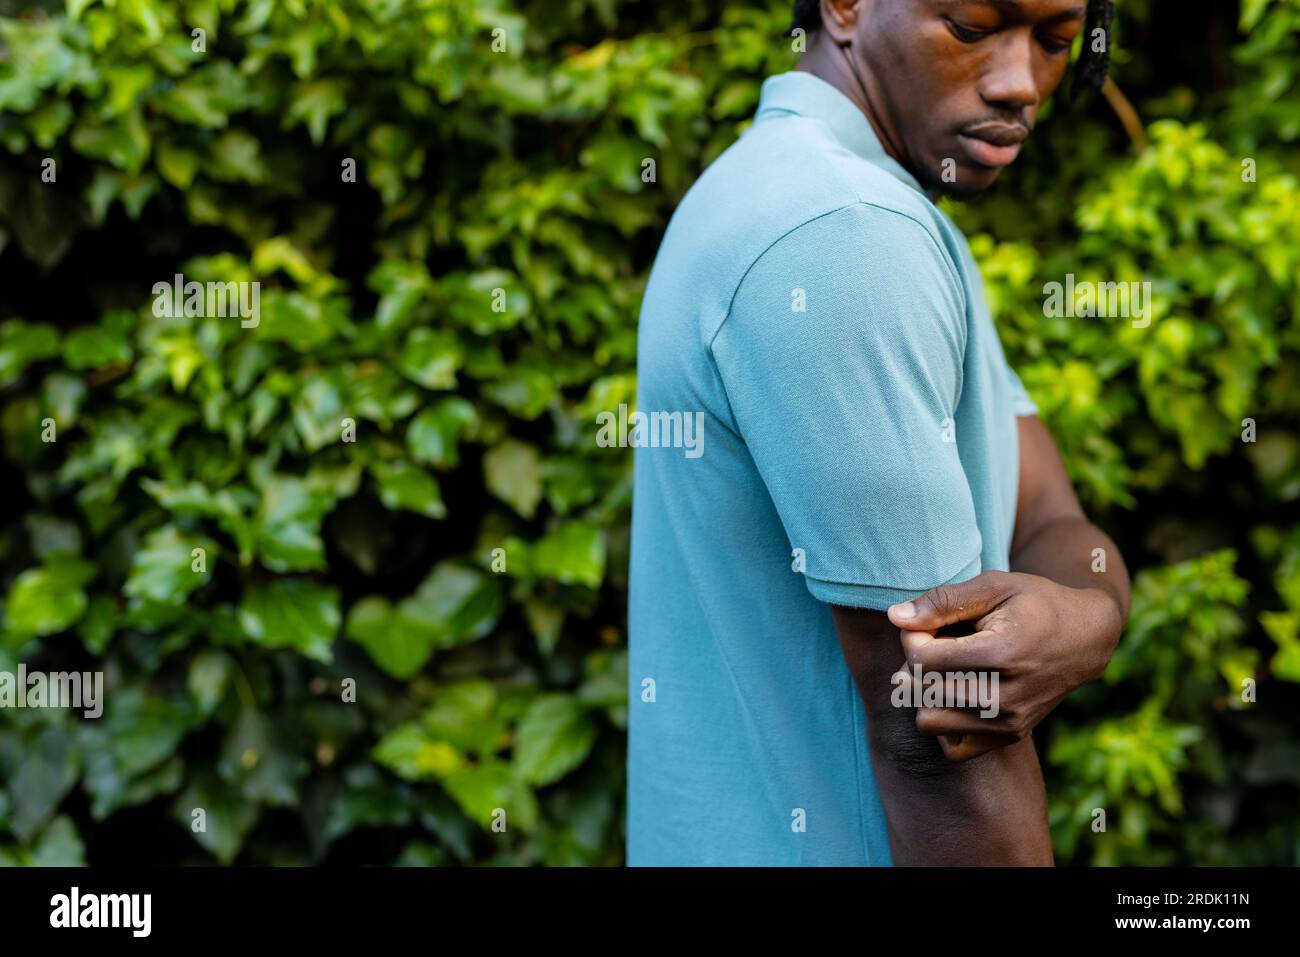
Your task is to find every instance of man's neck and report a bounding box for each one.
[794,43,912,184]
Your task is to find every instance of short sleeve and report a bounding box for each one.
[1005,361,1039,417]
[710,203,983,610]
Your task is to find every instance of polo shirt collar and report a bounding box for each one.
[754,70,926,196]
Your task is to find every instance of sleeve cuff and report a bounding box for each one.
[803,553,983,611]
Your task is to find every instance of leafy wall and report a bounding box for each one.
[0,0,1297,865]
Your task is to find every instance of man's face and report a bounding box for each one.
[855,0,1087,196]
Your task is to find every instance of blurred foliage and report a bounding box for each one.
[0,0,1297,865]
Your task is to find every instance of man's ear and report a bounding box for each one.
[818,0,865,45]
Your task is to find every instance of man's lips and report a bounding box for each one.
[957,123,1030,169]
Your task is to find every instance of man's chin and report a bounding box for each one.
[917,163,1002,201]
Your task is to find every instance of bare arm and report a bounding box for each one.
[831,604,1053,865]
[1010,415,1130,641]
[823,418,1127,863]
[878,416,1131,763]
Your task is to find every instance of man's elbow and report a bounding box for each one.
[868,706,955,780]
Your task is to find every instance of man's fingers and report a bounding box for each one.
[898,628,1002,672]
[914,706,1001,738]
[887,572,1014,631]
[937,733,1014,762]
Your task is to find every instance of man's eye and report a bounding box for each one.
[1040,33,1074,55]
[946,18,993,43]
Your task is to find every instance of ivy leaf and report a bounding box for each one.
[513,693,598,787]
[291,371,346,452]
[373,724,463,780]
[27,816,86,866]
[253,474,337,572]
[398,328,460,389]
[62,310,133,371]
[370,459,446,519]
[419,679,504,755]
[482,367,556,419]
[441,760,539,832]
[3,552,95,642]
[8,724,80,842]
[217,709,309,808]
[0,320,60,387]
[483,439,541,518]
[406,397,476,469]
[400,564,503,649]
[100,688,195,779]
[285,79,346,145]
[345,596,437,680]
[531,523,605,588]
[124,524,217,604]
[187,649,233,716]
[173,773,260,865]
[237,579,340,663]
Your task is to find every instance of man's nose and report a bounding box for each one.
[979,31,1041,112]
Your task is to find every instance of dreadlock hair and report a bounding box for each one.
[782,0,1114,99]
[1070,0,1113,98]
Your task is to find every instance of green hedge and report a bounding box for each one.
[0,0,1297,865]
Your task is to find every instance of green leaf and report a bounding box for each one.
[513,693,598,787]
[155,63,250,128]
[317,768,415,849]
[419,680,504,755]
[483,439,542,518]
[257,291,338,350]
[7,724,80,842]
[24,513,82,560]
[63,311,134,370]
[348,364,419,422]
[187,649,233,716]
[156,141,200,189]
[397,328,460,389]
[0,320,60,387]
[173,773,260,864]
[124,524,217,605]
[370,459,446,519]
[27,99,74,148]
[531,523,605,588]
[285,79,346,145]
[208,129,266,183]
[41,371,87,429]
[71,107,150,173]
[483,367,556,420]
[441,760,538,832]
[3,553,96,641]
[373,724,463,780]
[28,816,86,866]
[368,260,433,331]
[291,372,346,452]
[100,688,194,778]
[80,749,184,822]
[217,708,309,807]
[345,596,437,680]
[252,237,319,285]
[237,579,340,663]
[75,685,192,821]
[400,564,503,648]
[406,398,476,469]
[254,474,337,572]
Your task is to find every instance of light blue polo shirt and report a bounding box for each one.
[626,70,1038,866]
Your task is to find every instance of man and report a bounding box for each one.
[627,0,1130,866]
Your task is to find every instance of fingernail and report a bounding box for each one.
[892,601,917,619]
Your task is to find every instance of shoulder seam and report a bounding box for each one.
[705,199,967,356]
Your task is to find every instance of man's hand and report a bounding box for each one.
[886,569,1124,762]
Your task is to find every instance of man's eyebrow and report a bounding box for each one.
[938,0,1088,21]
